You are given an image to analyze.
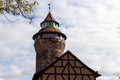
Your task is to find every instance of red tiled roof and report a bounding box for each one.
[33,27,67,40]
[43,12,57,22]
[39,27,61,33]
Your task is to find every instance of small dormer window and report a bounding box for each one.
[42,23,44,25]
[48,22,54,27]
[49,22,51,25]
[42,23,46,27]
[55,23,57,26]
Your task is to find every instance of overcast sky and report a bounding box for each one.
[0,0,120,80]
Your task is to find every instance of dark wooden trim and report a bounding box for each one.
[88,75,91,80]
[68,53,70,80]
[82,75,83,80]
[46,74,49,80]
[61,74,65,80]
[55,67,56,80]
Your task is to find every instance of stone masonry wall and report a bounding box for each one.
[34,38,65,72]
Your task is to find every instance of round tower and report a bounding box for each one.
[33,11,67,72]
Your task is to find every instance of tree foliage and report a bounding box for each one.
[0,0,39,22]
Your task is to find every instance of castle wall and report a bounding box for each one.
[34,38,65,72]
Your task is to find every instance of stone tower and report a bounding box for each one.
[33,10,67,72]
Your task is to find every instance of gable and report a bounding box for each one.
[33,50,101,80]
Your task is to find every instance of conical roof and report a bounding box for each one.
[43,12,58,23]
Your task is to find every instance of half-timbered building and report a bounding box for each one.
[33,51,101,80]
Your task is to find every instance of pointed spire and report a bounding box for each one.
[43,12,57,22]
[43,3,58,23]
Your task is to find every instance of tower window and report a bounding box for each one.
[55,23,57,26]
[50,22,53,26]
[55,23,58,27]
[42,23,45,27]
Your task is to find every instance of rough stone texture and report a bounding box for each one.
[34,38,65,72]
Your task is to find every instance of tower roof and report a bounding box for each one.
[43,12,58,23]
[34,6,67,40]
[33,27,67,40]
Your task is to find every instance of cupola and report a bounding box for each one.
[33,11,67,41]
[40,12,59,28]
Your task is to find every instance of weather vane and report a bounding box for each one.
[48,2,52,11]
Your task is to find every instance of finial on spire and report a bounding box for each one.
[48,2,52,11]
